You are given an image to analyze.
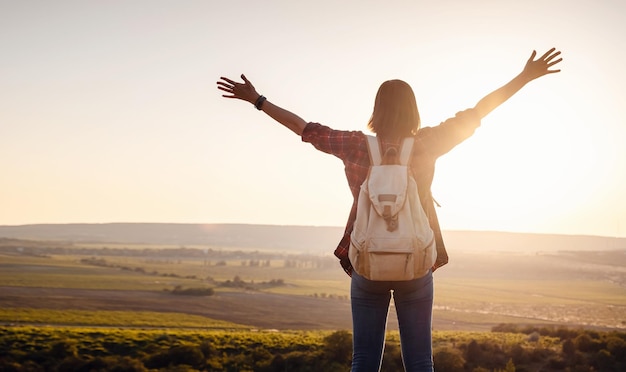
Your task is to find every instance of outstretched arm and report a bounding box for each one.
[217,74,307,135]
[474,48,563,119]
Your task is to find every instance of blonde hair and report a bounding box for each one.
[367,79,421,138]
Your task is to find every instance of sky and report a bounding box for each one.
[1,0,625,238]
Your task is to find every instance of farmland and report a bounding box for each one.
[1,226,625,370]
[1,238,624,331]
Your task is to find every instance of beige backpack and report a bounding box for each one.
[349,136,437,281]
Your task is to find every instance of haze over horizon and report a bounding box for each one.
[1,1,625,238]
[2,223,625,255]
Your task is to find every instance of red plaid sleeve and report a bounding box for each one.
[301,122,365,159]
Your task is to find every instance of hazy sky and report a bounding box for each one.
[1,0,625,238]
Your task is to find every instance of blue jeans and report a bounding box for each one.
[350,270,434,372]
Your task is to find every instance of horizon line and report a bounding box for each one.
[1,222,624,239]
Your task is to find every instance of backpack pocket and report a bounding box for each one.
[355,237,415,281]
[350,236,435,281]
[365,251,415,281]
[367,237,415,253]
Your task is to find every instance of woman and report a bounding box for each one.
[217,48,562,372]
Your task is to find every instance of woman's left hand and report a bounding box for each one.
[217,74,260,104]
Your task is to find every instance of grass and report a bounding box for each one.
[0,326,332,357]
[0,325,558,350]
[263,278,349,297]
[0,308,250,329]
[437,277,626,305]
[0,255,210,291]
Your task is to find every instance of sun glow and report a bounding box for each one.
[431,93,614,235]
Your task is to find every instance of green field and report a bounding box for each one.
[0,253,349,296]
[0,308,249,329]
[1,241,625,331]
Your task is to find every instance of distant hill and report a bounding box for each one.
[0,223,342,253]
[0,223,624,253]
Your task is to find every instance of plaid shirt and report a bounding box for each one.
[301,109,481,276]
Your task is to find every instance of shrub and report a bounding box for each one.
[607,336,626,362]
[170,286,214,296]
[562,338,576,358]
[48,340,77,360]
[145,345,205,370]
[55,356,87,371]
[497,358,516,372]
[267,351,321,372]
[527,331,540,342]
[433,347,465,372]
[492,324,520,333]
[575,333,593,352]
[546,357,567,370]
[592,349,617,372]
[168,345,205,368]
[380,342,403,372]
[510,343,529,365]
[80,356,147,372]
[323,330,352,365]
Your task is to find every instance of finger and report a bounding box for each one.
[221,94,238,98]
[547,58,563,68]
[539,48,556,61]
[217,86,233,93]
[219,77,237,85]
[241,73,255,89]
[216,81,232,88]
[545,51,562,62]
[527,50,537,63]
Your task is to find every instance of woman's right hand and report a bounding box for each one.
[217,74,261,104]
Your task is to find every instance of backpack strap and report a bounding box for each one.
[399,138,414,165]
[365,135,382,166]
